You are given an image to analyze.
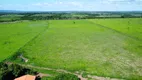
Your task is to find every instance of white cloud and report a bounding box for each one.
[99,0,142,4]
[21,0,142,11]
[31,1,84,9]
[101,0,130,4]
[69,1,83,7]
[32,2,52,7]
[1,0,142,11]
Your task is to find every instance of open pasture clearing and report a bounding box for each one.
[10,19,142,80]
[90,18,142,40]
[0,21,48,61]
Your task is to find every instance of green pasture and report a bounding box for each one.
[0,21,48,61]
[10,19,142,79]
[90,18,142,40]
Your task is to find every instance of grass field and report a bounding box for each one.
[6,19,142,80]
[0,21,48,61]
[91,18,142,40]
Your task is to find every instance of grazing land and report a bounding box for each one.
[0,21,48,61]
[91,18,142,40]
[5,18,142,80]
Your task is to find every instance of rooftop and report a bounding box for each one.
[14,75,36,80]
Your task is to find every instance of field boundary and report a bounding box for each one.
[88,20,141,41]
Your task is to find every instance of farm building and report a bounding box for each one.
[14,75,36,80]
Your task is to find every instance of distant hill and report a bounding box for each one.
[0,10,142,14]
[0,10,23,13]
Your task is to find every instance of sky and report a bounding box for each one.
[0,0,142,11]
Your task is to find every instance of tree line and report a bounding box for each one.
[0,12,142,22]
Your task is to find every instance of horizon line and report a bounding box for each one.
[1,10,142,12]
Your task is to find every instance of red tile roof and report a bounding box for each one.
[14,75,36,80]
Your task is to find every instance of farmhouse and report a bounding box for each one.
[14,75,36,80]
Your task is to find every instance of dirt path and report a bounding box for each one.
[37,73,51,77]
[17,63,86,80]
[8,62,123,80]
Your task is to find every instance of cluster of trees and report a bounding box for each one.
[0,12,142,22]
[0,62,79,80]
[0,62,38,80]
[121,14,141,18]
[19,13,100,20]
